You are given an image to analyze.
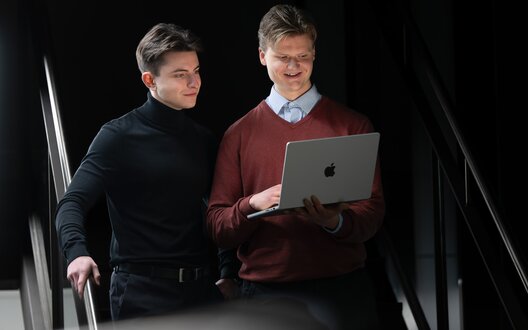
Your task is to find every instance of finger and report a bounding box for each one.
[310,195,321,205]
[69,273,81,298]
[77,273,88,299]
[92,266,101,286]
[78,278,86,299]
[274,189,281,202]
[303,198,315,214]
[310,195,326,213]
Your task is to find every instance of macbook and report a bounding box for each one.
[247,132,380,219]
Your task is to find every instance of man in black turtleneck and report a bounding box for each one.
[55,23,230,320]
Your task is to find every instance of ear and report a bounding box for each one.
[141,72,156,90]
[258,48,266,66]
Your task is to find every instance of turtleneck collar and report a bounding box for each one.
[136,92,189,132]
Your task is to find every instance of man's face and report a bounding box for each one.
[149,51,201,110]
[259,34,315,100]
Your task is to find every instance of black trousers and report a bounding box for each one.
[109,270,222,320]
[241,268,380,330]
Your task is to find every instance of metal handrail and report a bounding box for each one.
[40,53,98,330]
[28,215,53,330]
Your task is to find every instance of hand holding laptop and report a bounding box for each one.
[249,183,282,212]
[296,195,350,230]
[250,186,349,230]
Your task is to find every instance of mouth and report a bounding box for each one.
[284,72,301,78]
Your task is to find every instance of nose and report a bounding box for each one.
[287,58,300,69]
[187,72,200,87]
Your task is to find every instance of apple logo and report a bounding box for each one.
[324,163,336,177]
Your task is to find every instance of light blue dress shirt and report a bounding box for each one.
[265,84,321,121]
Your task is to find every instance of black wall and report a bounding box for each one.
[34,0,355,319]
[0,0,526,326]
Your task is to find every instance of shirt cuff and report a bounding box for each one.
[323,214,343,234]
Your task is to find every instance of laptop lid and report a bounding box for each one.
[247,132,380,219]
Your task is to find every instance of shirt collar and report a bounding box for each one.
[266,85,322,115]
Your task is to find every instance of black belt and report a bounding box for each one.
[114,263,207,282]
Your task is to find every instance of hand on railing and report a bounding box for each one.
[67,256,101,299]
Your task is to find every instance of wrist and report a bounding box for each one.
[323,216,339,230]
[248,195,257,210]
[323,214,343,234]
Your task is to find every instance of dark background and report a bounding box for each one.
[41,0,357,286]
[44,0,354,167]
[1,0,526,327]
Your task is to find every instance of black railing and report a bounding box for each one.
[369,0,528,328]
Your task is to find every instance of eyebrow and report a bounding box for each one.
[275,50,312,55]
[170,65,200,73]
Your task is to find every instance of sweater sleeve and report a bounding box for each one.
[55,124,117,264]
[206,129,260,249]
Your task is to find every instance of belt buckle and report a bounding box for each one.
[179,267,203,282]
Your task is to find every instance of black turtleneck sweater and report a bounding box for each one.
[56,93,217,268]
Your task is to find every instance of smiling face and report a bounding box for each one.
[142,50,201,110]
[259,34,315,101]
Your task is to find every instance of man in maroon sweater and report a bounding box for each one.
[207,4,384,329]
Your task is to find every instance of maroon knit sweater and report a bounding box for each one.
[207,97,385,282]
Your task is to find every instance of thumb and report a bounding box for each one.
[338,202,349,212]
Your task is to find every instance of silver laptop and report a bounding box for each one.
[247,132,380,220]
